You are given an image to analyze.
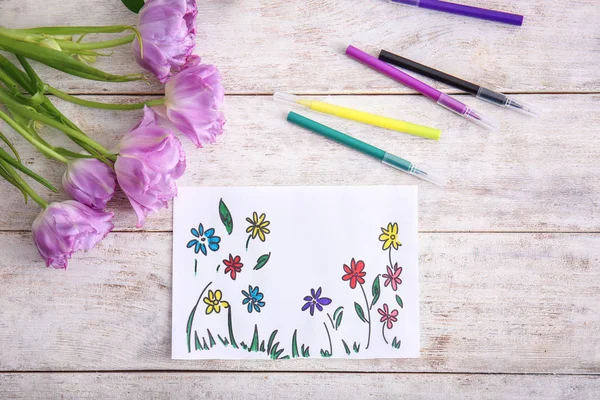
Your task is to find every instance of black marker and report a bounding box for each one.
[378,50,538,116]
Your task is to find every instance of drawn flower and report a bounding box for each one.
[187,223,221,256]
[379,222,401,251]
[382,263,403,291]
[246,212,270,241]
[378,303,399,329]
[241,285,265,313]
[301,287,332,316]
[203,289,229,314]
[245,212,270,250]
[223,254,243,280]
[342,258,366,289]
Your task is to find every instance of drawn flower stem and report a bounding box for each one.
[388,247,393,269]
[382,323,388,345]
[227,306,238,349]
[245,234,252,251]
[359,283,372,349]
[323,322,332,356]
[185,281,212,353]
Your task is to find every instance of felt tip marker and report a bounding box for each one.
[286,111,446,186]
[274,92,441,140]
[345,45,498,131]
[379,50,538,116]
[387,0,524,26]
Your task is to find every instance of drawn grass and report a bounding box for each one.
[291,329,299,358]
[250,325,260,352]
[353,342,360,353]
[217,334,229,347]
[342,339,351,355]
[194,331,201,351]
[301,344,310,357]
[207,329,216,348]
[391,336,402,349]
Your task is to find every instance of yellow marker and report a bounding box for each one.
[273,92,441,140]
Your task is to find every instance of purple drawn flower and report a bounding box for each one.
[301,287,332,316]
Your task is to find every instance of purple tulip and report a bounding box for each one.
[32,200,114,269]
[159,57,225,147]
[62,158,116,210]
[115,106,186,228]
[132,0,198,83]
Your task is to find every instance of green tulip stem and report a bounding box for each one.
[46,86,165,110]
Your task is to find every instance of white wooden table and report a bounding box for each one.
[1,0,599,398]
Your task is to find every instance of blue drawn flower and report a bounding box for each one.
[186,223,221,256]
[241,285,265,313]
[301,287,332,316]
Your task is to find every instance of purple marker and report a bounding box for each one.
[388,0,524,26]
[345,45,497,131]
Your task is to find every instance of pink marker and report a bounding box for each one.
[345,45,498,131]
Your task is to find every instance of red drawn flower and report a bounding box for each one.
[223,254,243,280]
[382,263,403,291]
[378,303,399,329]
[342,258,366,289]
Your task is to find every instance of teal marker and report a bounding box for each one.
[286,112,445,186]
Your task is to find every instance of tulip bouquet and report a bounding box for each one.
[0,0,225,268]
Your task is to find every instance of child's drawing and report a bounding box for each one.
[173,186,420,360]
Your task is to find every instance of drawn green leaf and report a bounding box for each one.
[335,311,344,329]
[292,329,299,358]
[280,355,290,360]
[194,331,201,351]
[207,329,216,348]
[250,324,260,352]
[371,275,381,308]
[202,337,209,350]
[333,306,343,322]
[273,348,285,360]
[219,198,234,235]
[120,0,145,13]
[227,307,238,349]
[395,295,404,309]
[353,342,360,353]
[354,302,367,323]
[267,330,278,354]
[253,252,271,270]
[342,339,351,355]
[217,334,229,347]
[185,305,198,353]
[260,340,266,352]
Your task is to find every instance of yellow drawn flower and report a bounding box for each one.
[203,289,229,314]
[246,212,271,242]
[379,222,402,251]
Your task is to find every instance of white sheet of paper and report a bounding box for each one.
[172,186,419,360]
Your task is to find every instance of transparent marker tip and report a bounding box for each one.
[409,165,447,187]
[505,97,540,117]
[464,108,500,131]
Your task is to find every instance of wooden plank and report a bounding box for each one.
[0,94,599,232]
[1,372,599,400]
[0,232,598,372]
[1,0,598,94]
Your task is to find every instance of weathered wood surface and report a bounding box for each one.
[0,94,599,232]
[1,0,599,94]
[1,372,599,400]
[1,232,598,372]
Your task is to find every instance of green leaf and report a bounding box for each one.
[354,302,367,323]
[121,0,145,13]
[395,295,404,309]
[333,306,343,322]
[260,340,265,352]
[291,329,299,358]
[335,311,344,329]
[353,342,360,353]
[0,147,58,192]
[371,275,381,308]
[253,252,271,270]
[218,198,234,235]
[185,305,198,353]
[342,339,351,355]
[0,130,20,162]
